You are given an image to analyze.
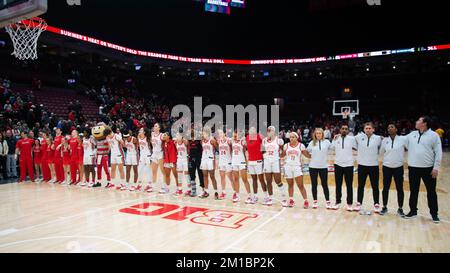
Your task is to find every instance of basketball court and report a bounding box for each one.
[1,151,449,253]
[0,1,449,254]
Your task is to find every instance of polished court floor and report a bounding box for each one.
[0,152,449,253]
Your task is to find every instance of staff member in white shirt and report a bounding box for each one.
[305,128,332,209]
[379,124,407,217]
[354,122,382,213]
[404,116,442,223]
[331,124,357,211]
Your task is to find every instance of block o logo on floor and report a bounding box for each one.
[119,202,259,229]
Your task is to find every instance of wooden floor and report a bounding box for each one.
[0,152,449,253]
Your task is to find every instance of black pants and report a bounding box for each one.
[0,155,6,178]
[188,156,204,188]
[309,168,329,201]
[334,165,354,205]
[357,165,379,205]
[382,166,404,209]
[408,167,438,216]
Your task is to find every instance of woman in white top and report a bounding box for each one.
[137,128,153,192]
[231,131,252,204]
[175,133,191,196]
[215,129,232,200]
[123,131,138,190]
[150,123,164,189]
[281,132,309,208]
[199,127,219,199]
[262,126,286,206]
[305,128,332,209]
[107,130,125,189]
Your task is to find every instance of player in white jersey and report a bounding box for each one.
[107,131,125,189]
[175,133,191,196]
[81,130,96,187]
[150,123,164,189]
[281,132,309,208]
[123,132,138,190]
[262,126,287,206]
[137,128,153,192]
[199,127,219,199]
[216,129,232,200]
[231,131,252,203]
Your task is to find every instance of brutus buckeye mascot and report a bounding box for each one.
[92,123,114,188]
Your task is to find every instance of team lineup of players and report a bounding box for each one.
[14,116,442,222]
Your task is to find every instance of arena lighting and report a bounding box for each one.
[41,23,450,66]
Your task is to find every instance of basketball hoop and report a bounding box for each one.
[5,17,47,60]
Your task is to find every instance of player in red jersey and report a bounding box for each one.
[33,139,42,182]
[161,132,178,195]
[245,127,267,204]
[77,134,84,184]
[15,131,34,183]
[59,137,71,184]
[45,136,56,183]
[68,130,80,185]
[40,132,50,182]
[53,128,65,183]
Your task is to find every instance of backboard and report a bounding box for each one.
[0,0,47,28]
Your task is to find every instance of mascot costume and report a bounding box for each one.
[92,123,114,188]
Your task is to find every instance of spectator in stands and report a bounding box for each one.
[4,130,17,179]
[0,133,7,179]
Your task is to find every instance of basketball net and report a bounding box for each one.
[341,109,350,120]
[5,17,47,60]
[341,109,355,121]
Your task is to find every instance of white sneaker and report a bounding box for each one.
[232,194,240,203]
[79,182,87,187]
[326,201,332,209]
[281,199,289,207]
[252,196,258,204]
[374,204,381,214]
[354,203,362,212]
[332,203,341,210]
[245,196,253,204]
[346,204,354,212]
[158,188,170,194]
[87,182,94,188]
[263,197,273,206]
[312,200,319,209]
[144,185,153,193]
[129,185,136,192]
[49,179,55,184]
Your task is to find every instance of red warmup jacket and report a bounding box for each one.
[163,140,177,164]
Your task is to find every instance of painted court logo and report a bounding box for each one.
[119,202,259,229]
